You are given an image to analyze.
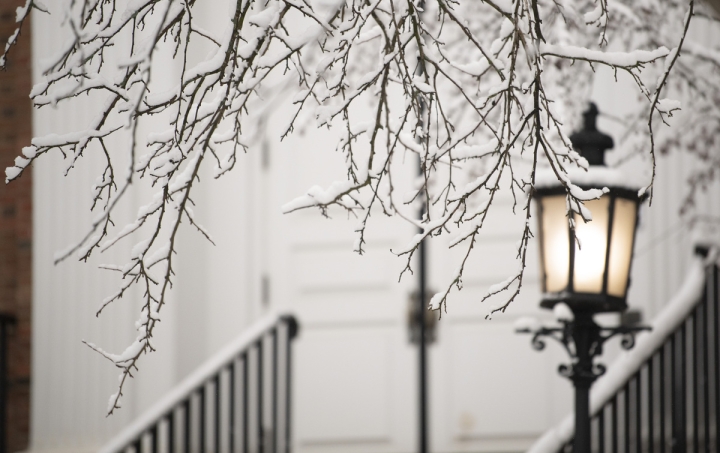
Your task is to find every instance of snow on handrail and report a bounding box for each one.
[99,311,295,453]
[526,255,708,453]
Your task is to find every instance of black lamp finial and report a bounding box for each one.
[570,102,614,166]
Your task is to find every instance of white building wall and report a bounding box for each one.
[27,4,720,453]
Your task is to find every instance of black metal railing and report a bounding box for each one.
[102,314,299,453]
[0,314,15,453]
[555,252,718,453]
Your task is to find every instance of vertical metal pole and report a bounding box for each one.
[573,376,592,453]
[414,3,429,452]
[418,231,428,453]
[571,312,596,453]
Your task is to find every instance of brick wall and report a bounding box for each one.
[0,1,32,451]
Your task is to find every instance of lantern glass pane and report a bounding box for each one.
[573,196,610,294]
[607,197,638,297]
[541,195,570,292]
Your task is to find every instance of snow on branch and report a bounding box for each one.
[0,0,47,69]
[2,0,713,413]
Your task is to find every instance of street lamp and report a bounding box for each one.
[519,103,650,453]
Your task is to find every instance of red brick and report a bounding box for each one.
[0,0,32,450]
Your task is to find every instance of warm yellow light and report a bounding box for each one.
[573,197,609,293]
[541,195,570,292]
[607,198,637,297]
[538,190,639,305]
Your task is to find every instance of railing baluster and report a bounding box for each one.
[599,405,605,453]
[150,426,158,453]
[636,373,642,453]
[624,383,630,453]
[671,329,682,453]
[229,362,236,453]
[681,323,688,453]
[168,411,175,453]
[703,274,711,453]
[612,397,618,453]
[284,317,296,453]
[698,290,710,453]
[650,355,655,453]
[692,309,699,453]
[714,264,720,453]
[257,339,264,453]
[133,437,142,453]
[671,332,677,453]
[272,328,278,453]
[215,374,221,453]
[243,352,249,453]
[661,343,666,453]
[200,386,206,453]
[183,399,190,453]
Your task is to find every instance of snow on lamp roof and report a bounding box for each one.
[534,166,646,192]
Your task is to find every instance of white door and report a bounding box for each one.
[257,108,418,453]
[425,195,573,452]
[257,109,573,453]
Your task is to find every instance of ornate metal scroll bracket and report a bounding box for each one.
[516,317,651,381]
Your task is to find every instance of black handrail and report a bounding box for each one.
[102,314,299,453]
[554,250,719,453]
[0,314,15,453]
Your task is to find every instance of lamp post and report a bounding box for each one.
[519,104,650,453]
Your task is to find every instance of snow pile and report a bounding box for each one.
[534,166,645,192]
[553,303,574,322]
[514,316,542,333]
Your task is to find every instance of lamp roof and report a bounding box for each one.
[534,103,646,194]
[570,103,614,166]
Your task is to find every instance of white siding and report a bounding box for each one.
[27,5,720,453]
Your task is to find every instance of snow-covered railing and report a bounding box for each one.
[528,247,719,453]
[100,313,299,453]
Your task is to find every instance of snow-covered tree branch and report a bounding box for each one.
[2,0,717,414]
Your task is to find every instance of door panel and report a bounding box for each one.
[296,327,394,444]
